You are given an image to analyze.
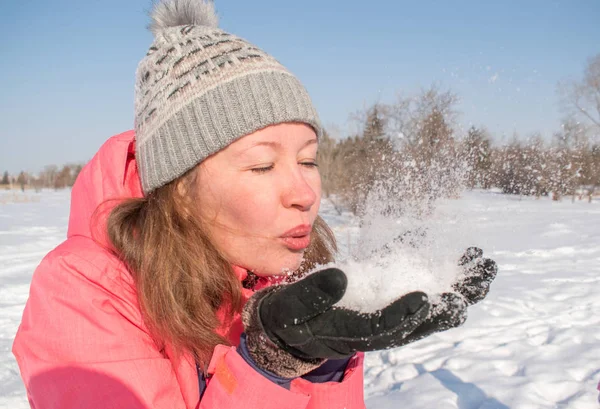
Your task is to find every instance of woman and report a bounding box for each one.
[12,1,497,408]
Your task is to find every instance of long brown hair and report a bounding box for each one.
[107,169,337,365]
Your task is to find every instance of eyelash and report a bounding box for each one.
[251,165,274,174]
[250,162,318,174]
[301,161,319,169]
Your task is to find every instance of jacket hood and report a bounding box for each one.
[67,130,143,244]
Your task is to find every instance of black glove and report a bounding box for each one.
[454,247,498,305]
[242,268,430,377]
[399,292,468,344]
[400,247,498,344]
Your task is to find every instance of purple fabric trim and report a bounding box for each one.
[237,333,295,389]
[197,334,352,398]
[197,365,208,399]
[302,357,349,383]
[237,333,350,389]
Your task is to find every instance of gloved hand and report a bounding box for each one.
[242,268,463,378]
[398,292,468,344]
[399,247,498,344]
[454,247,498,305]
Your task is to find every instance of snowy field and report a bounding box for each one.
[1,189,599,408]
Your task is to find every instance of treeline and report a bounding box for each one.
[464,123,600,201]
[0,164,84,191]
[318,87,599,215]
[318,87,465,215]
[316,54,600,214]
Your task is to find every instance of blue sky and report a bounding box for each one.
[1,0,599,173]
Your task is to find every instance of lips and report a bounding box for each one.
[280,224,312,251]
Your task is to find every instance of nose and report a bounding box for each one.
[281,166,318,211]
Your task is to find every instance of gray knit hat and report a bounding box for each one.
[134,0,322,194]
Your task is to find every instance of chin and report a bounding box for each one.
[253,255,304,277]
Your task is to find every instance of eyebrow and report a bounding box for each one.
[236,138,317,156]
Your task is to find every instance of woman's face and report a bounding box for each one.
[194,123,322,276]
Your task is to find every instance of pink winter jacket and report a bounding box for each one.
[12,131,366,409]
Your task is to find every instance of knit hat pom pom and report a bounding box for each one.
[149,0,218,36]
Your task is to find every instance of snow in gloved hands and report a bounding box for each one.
[325,186,479,315]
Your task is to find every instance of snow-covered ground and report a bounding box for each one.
[1,189,599,408]
[0,190,69,408]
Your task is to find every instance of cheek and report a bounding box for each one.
[218,184,276,231]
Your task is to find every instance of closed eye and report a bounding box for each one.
[300,161,318,168]
[250,165,274,173]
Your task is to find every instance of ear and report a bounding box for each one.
[176,177,188,198]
